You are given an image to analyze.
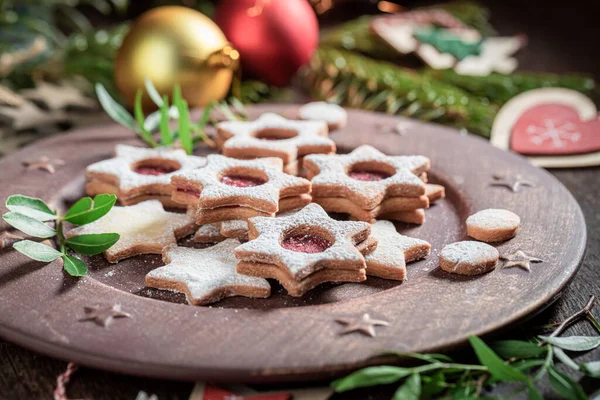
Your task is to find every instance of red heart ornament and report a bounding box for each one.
[510,104,600,155]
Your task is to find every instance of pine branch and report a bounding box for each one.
[305,47,498,137]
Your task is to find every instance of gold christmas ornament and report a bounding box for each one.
[115,6,239,108]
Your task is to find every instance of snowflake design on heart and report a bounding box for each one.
[526,119,581,148]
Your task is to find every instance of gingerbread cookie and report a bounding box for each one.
[466,209,520,242]
[145,240,271,305]
[235,204,371,296]
[304,145,430,209]
[86,145,205,208]
[313,195,429,223]
[439,241,499,275]
[364,220,430,280]
[376,209,426,225]
[298,101,348,130]
[216,113,334,165]
[67,200,196,263]
[193,224,226,243]
[425,183,446,203]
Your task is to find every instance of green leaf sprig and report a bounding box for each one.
[331,295,600,399]
[2,194,119,276]
[95,79,249,154]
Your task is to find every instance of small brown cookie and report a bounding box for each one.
[298,101,348,130]
[466,209,520,242]
[312,195,429,222]
[304,145,430,209]
[86,145,205,209]
[439,241,499,275]
[66,200,196,263]
[237,261,365,297]
[217,113,334,164]
[425,183,446,203]
[146,240,271,305]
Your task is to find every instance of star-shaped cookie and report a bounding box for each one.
[235,203,370,280]
[67,200,196,263]
[86,144,206,208]
[304,145,430,209]
[145,240,271,305]
[365,220,431,280]
[217,113,335,164]
[172,154,311,213]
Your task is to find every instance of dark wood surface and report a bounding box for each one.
[0,105,596,399]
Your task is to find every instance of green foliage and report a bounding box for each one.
[413,27,482,60]
[2,194,119,276]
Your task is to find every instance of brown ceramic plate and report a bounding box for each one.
[0,105,586,383]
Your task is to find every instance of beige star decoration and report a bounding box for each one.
[0,102,67,131]
[336,313,390,337]
[23,156,65,173]
[79,304,132,328]
[490,173,535,192]
[501,250,543,272]
[21,81,97,111]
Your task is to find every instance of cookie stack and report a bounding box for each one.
[304,145,444,224]
[170,155,312,225]
[234,204,373,297]
[215,113,336,176]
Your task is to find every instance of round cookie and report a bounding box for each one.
[439,241,499,275]
[466,209,520,242]
[298,101,348,130]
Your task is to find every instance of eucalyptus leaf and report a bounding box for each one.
[63,194,116,225]
[548,366,587,400]
[62,254,88,276]
[13,240,62,262]
[553,347,580,371]
[331,366,413,392]
[539,335,600,351]
[387,352,453,363]
[491,340,547,359]
[145,78,164,107]
[95,83,136,130]
[469,336,529,383]
[2,212,56,238]
[134,89,157,147]
[512,359,545,372]
[6,195,56,221]
[392,373,421,400]
[66,233,119,255]
[580,361,600,378]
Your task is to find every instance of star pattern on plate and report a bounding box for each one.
[23,156,65,173]
[146,240,271,306]
[234,204,370,280]
[217,113,334,163]
[304,145,430,209]
[336,313,390,337]
[86,144,206,194]
[364,220,431,280]
[66,200,196,262]
[490,173,535,192]
[176,154,310,213]
[501,250,543,272]
[79,304,132,328]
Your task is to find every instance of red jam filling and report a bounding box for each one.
[221,175,267,188]
[134,165,178,176]
[281,234,332,254]
[348,170,392,181]
[177,187,200,198]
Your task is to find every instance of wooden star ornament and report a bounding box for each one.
[336,313,390,337]
[23,156,65,173]
[501,250,543,272]
[79,304,132,328]
[21,81,97,111]
[490,173,535,192]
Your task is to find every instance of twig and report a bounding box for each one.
[544,295,596,341]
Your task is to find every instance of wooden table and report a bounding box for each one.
[2,1,600,398]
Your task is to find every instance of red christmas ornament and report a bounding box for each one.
[215,0,319,86]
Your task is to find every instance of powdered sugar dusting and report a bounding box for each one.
[440,241,499,272]
[235,203,369,279]
[365,220,430,270]
[67,200,195,260]
[466,209,520,230]
[193,224,224,242]
[220,219,249,237]
[87,145,206,191]
[146,240,270,305]
[298,102,347,127]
